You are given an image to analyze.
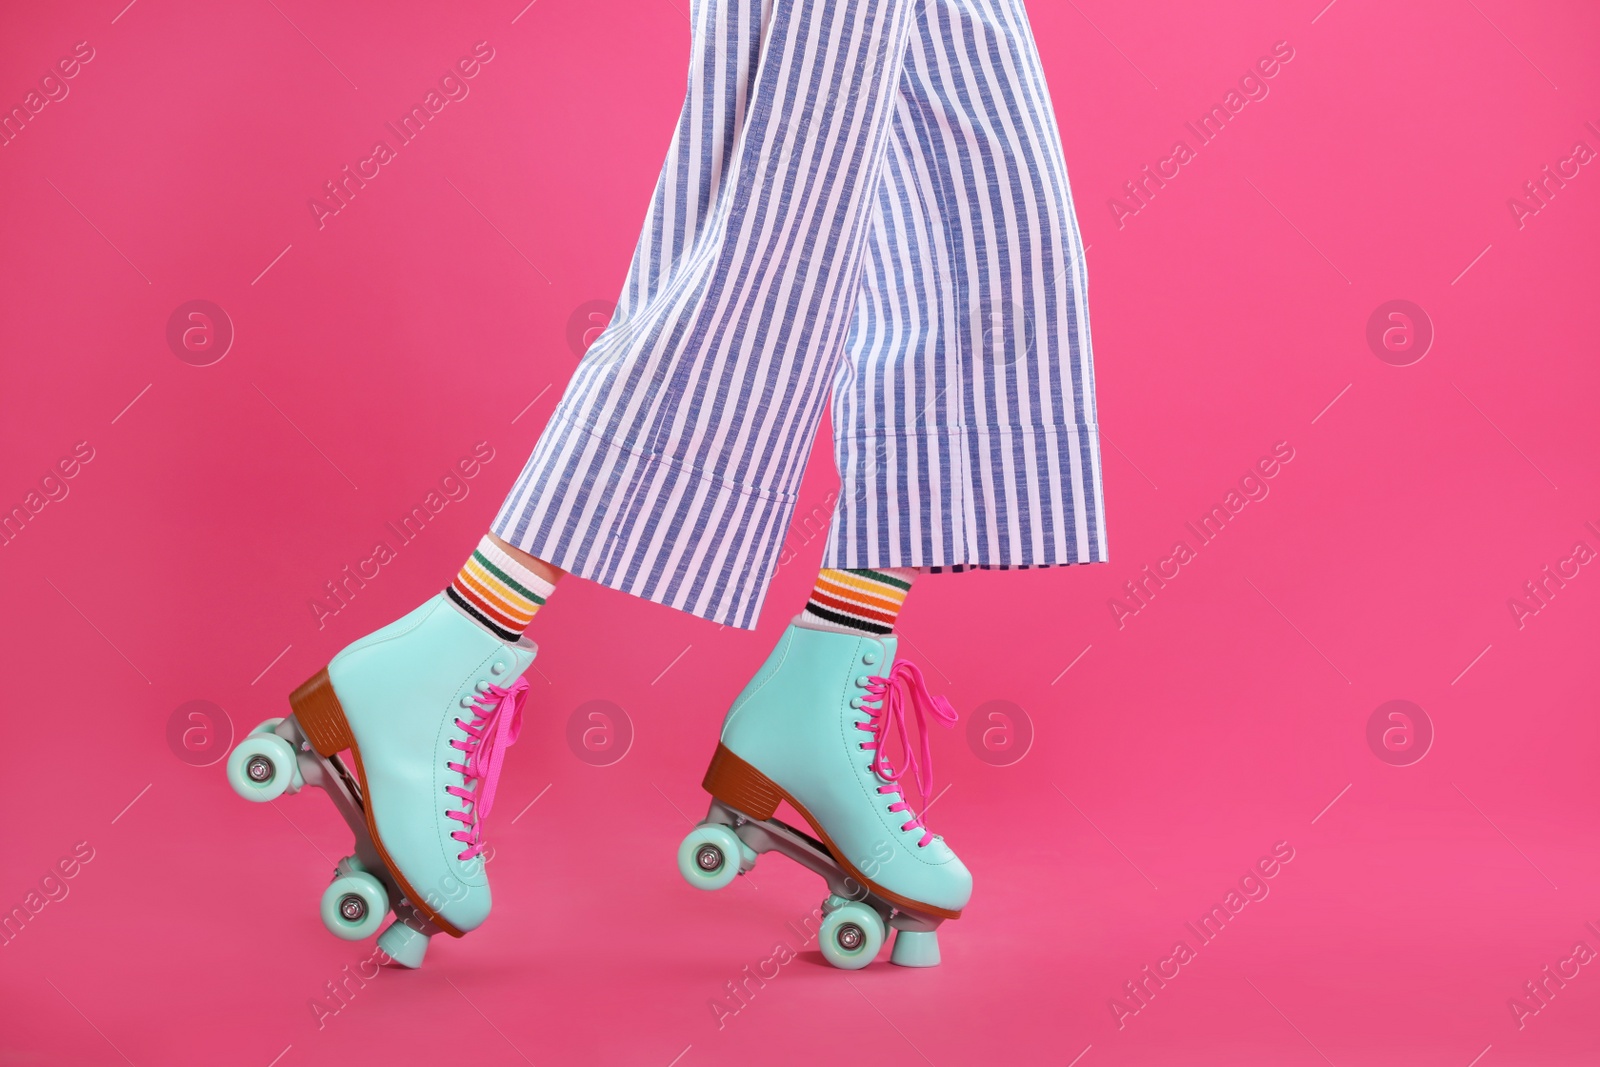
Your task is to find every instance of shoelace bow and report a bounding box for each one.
[856,660,958,847]
[446,677,529,860]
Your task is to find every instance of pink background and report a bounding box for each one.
[2,0,1597,1064]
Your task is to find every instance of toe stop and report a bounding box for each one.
[889,929,941,968]
[377,920,429,969]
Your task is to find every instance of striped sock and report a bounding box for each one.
[446,536,556,641]
[800,568,916,636]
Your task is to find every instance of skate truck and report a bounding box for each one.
[677,793,948,970]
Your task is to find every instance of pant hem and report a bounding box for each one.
[823,423,1108,570]
[491,417,799,631]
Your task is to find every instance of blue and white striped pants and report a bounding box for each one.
[494,0,1106,629]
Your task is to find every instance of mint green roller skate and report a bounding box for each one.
[677,621,969,969]
[226,594,534,967]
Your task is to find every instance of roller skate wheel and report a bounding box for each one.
[249,717,286,737]
[819,901,885,970]
[677,824,744,891]
[320,870,388,941]
[226,732,299,802]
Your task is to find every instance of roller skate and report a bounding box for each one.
[226,593,534,968]
[677,621,969,969]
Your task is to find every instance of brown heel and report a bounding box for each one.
[701,743,784,820]
[289,668,354,757]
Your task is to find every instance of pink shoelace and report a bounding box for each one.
[855,660,958,847]
[445,678,529,861]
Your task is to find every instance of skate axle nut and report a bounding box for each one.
[817,901,886,969]
[320,869,388,942]
[226,729,300,803]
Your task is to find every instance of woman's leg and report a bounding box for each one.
[799,566,917,634]
[443,536,562,642]
[683,0,1107,968]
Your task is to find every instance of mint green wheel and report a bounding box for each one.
[321,870,388,941]
[678,824,743,891]
[226,732,298,803]
[819,901,885,970]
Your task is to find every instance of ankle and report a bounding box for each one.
[448,535,558,642]
[800,567,916,636]
[487,534,565,587]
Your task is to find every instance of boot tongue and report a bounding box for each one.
[877,633,899,665]
[507,637,538,677]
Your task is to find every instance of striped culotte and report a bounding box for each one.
[493,0,1106,629]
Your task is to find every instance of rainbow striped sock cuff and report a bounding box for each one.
[800,567,915,636]
[447,536,555,641]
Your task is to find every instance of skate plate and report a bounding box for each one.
[681,799,946,969]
